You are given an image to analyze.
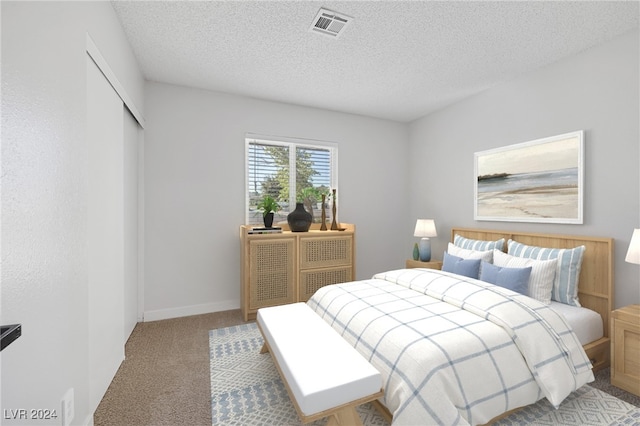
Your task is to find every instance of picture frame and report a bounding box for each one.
[474,131,584,224]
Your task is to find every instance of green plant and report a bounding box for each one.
[256,195,280,217]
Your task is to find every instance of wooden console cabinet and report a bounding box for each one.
[240,224,355,321]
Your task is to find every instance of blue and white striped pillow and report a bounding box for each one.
[507,240,585,307]
[454,234,505,251]
[493,250,556,304]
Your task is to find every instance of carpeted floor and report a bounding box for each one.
[94,310,247,426]
[94,309,639,426]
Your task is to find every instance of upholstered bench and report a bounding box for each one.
[257,302,383,425]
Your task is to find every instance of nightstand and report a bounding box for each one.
[405,259,442,270]
[611,304,640,396]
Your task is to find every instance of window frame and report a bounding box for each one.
[245,133,338,226]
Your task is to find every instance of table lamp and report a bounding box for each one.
[625,228,640,265]
[414,219,437,262]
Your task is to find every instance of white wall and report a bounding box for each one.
[408,30,640,307]
[1,2,144,424]
[143,83,409,320]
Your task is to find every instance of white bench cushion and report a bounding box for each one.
[257,302,382,416]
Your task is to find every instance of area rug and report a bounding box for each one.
[210,323,640,425]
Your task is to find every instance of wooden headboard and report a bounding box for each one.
[451,227,614,371]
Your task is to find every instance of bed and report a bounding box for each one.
[447,228,613,373]
[306,228,614,425]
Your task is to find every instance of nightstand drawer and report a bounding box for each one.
[405,259,442,270]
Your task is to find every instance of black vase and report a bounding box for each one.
[287,203,312,232]
[263,212,274,228]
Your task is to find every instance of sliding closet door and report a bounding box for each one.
[123,108,139,337]
[86,54,125,413]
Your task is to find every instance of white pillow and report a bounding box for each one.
[493,249,557,304]
[447,243,493,263]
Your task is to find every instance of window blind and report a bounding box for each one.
[246,136,337,226]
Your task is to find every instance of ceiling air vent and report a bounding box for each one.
[309,8,353,38]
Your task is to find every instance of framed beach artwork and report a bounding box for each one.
[474,131,584,224]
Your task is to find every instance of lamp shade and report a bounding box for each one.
[414,219,437,238]
[625,229,640,265]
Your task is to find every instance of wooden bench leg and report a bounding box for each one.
[326,406,363,426]
[260,343,269,354]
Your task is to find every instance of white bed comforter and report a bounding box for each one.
[306,268,594,425]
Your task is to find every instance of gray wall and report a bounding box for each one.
[144,29,639,320]
[408,29,639,307]
[1,1,144,423]
[143,82,409,320]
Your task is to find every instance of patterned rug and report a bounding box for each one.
[209,323,640,425]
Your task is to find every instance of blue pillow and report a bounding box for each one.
[442,252,481,279]
[479,261,531,296]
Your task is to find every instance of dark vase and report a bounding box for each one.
[287,203,312,232]
[320,194,327,231]
[263,212,274,228]
[330,189,338,230]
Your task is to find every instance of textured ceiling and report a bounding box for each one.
[112,1,639,122]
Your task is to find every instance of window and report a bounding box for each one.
[245,134,338,226]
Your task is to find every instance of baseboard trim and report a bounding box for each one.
[143,300,240,322]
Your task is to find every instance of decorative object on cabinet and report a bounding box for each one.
[287,202,313,232]
[320,193,327,231]
[330,189,339,230]
[256,195,280,228]
[414,219,437,262]
[264,213,274,228]
[240,223,355,321]
[474,130,584,224]
[248,227,282,235]
[412,243,419,260]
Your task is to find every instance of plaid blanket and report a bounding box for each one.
[307,268,594,425]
